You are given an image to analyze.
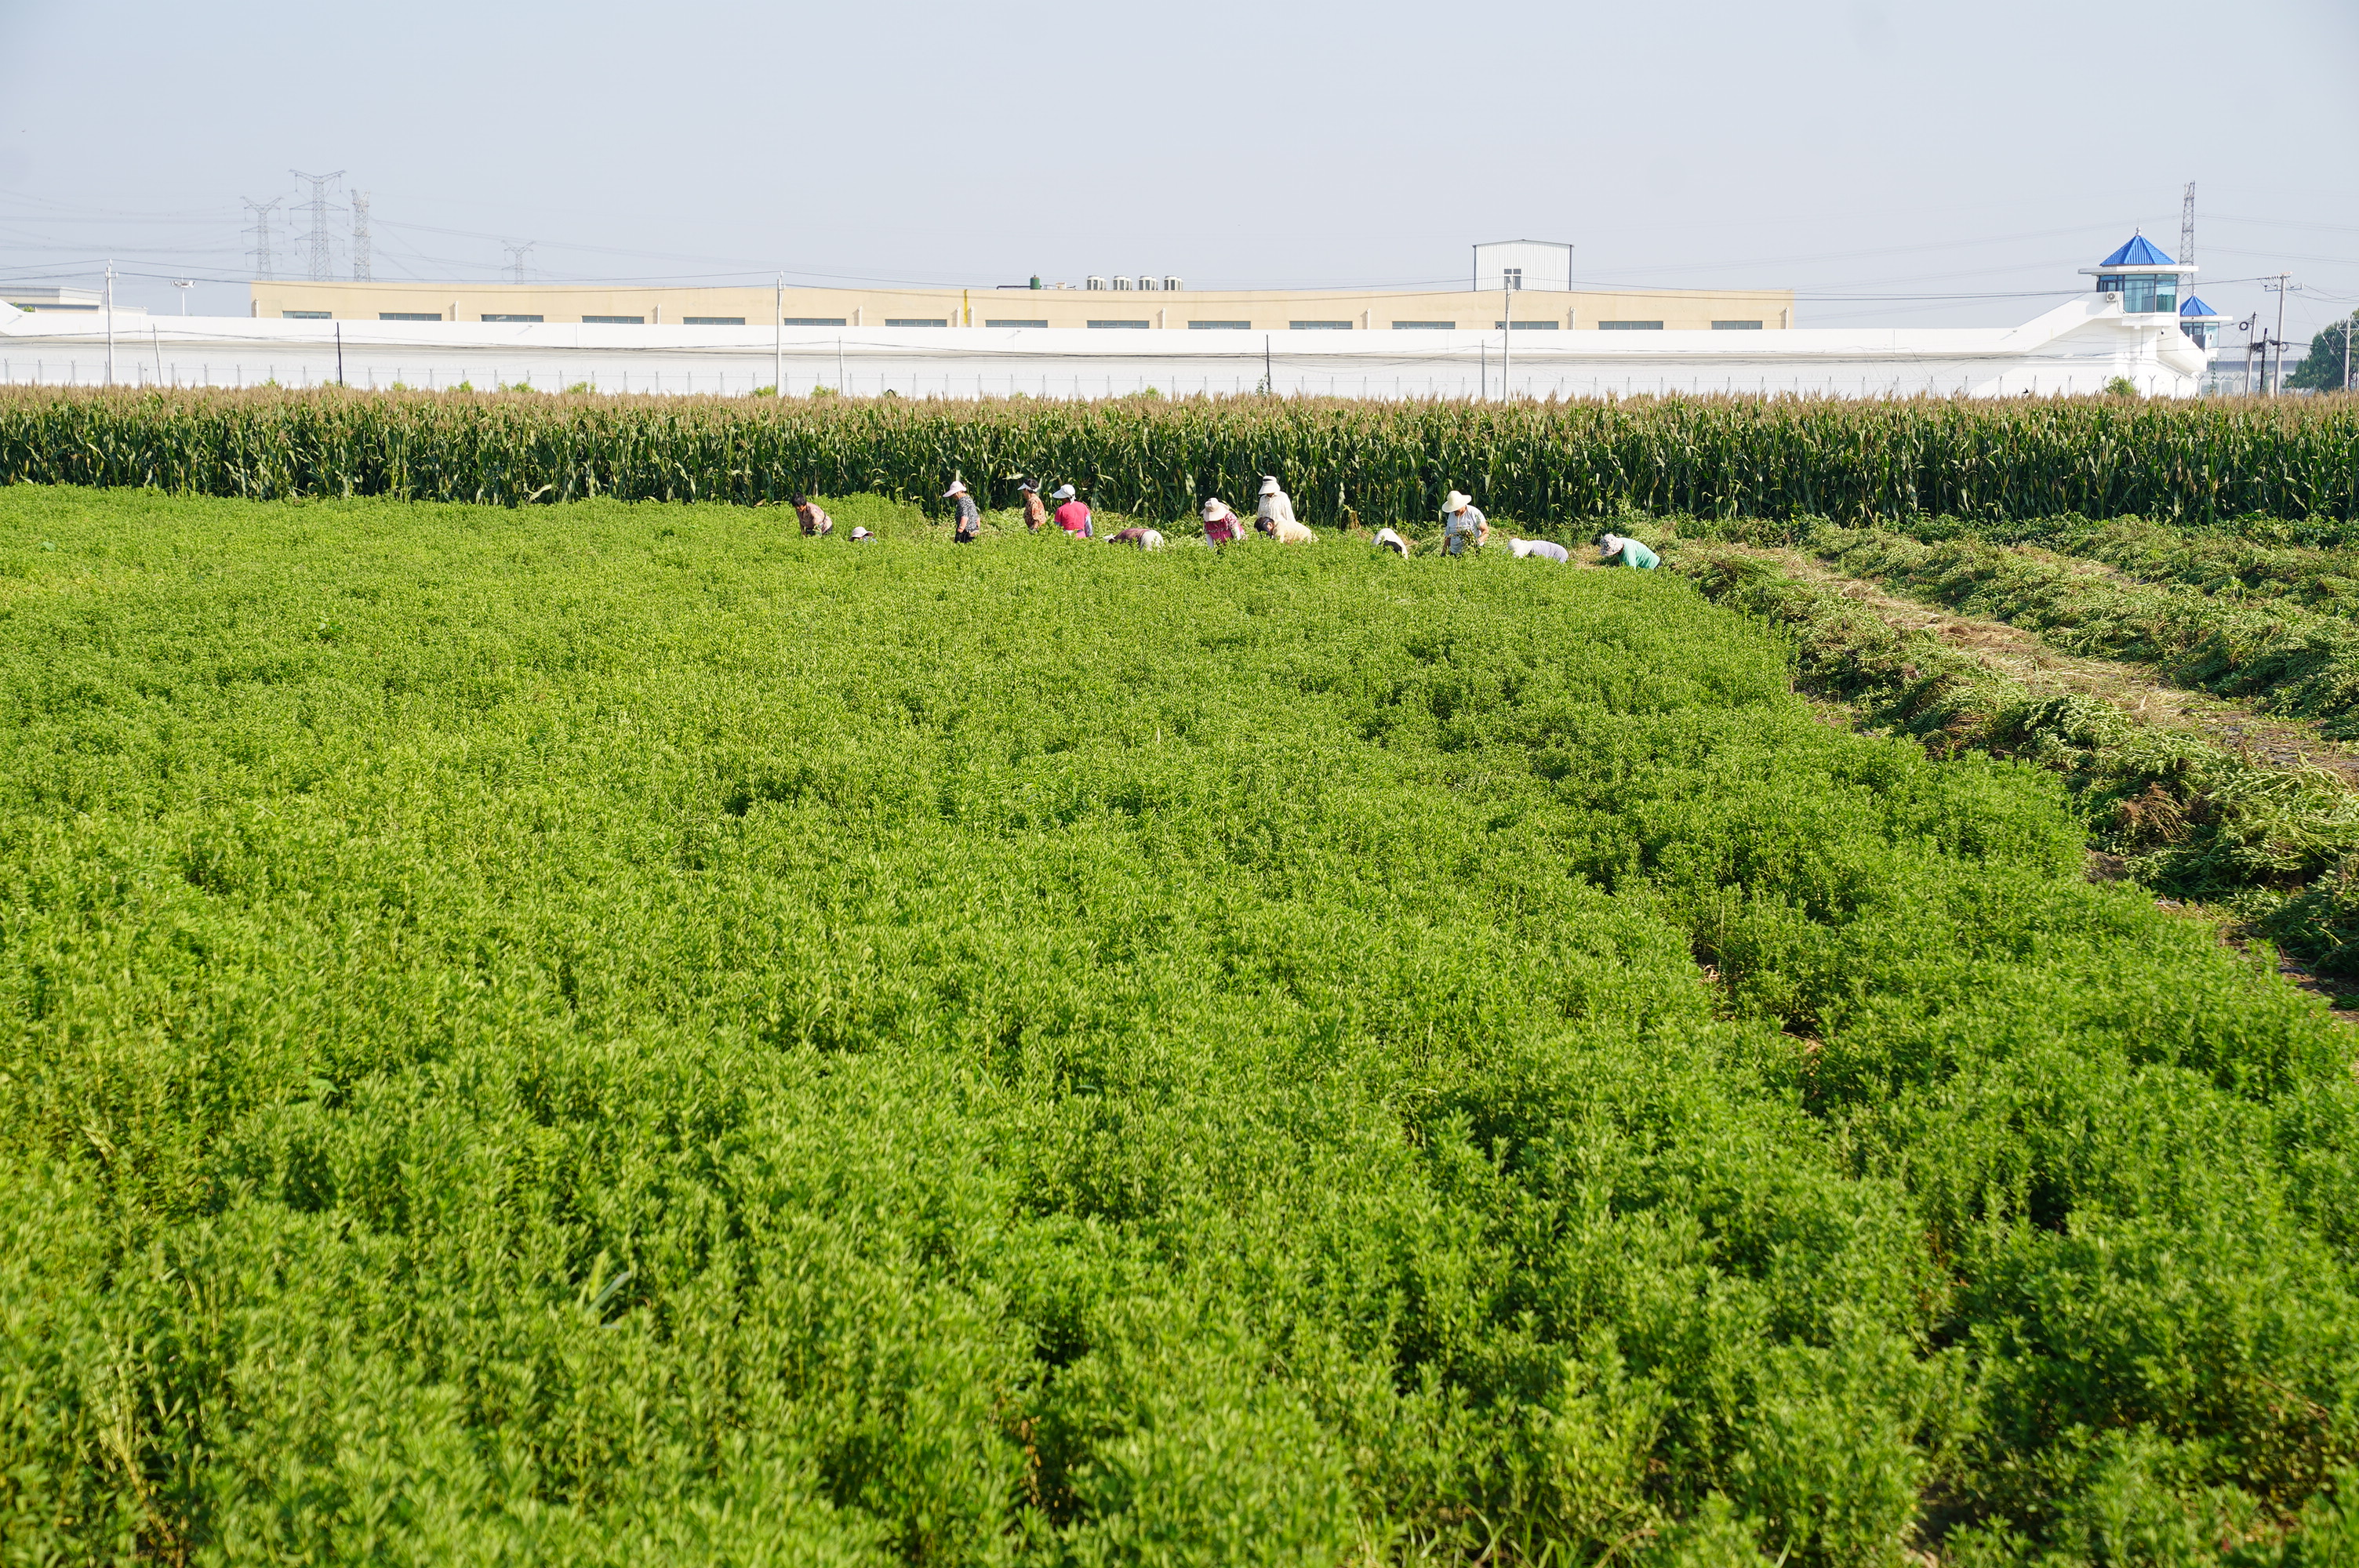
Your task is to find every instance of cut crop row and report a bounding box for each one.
[1674,542,2359,975]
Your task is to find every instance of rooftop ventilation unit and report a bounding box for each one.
[1113,276,1134,290]
[1085,275,1107,291]
[1163,275,1183,292]
[1136,274,1160,292]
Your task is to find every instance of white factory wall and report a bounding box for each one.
[0,298,2208,400]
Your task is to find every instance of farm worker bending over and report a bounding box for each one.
[1509,537,1569,563]
[1258,512,1316,544]
[1017,479,1049,532]
[1201,498,1245,545]
[1441,491,1486,556]
[1256,476,1297,532]
[1051,485,1092,539]
[1374,528,1414,556]
[849,526,875,542]
[1596,532,1659,569]
[1109,527,1165,550]
[944,479,983,543]
[791,494,833,536]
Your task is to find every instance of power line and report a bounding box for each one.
[351,191,371,283]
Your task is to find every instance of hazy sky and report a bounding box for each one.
[5,0,2356,343]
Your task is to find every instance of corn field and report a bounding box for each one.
[2,386,2354,524]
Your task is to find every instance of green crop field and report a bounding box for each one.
[5,484,2358,1566]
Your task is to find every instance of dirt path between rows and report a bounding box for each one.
[1696,543,2359,789]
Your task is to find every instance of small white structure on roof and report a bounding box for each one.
[1474,241,1573,293]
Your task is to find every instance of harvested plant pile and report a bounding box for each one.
[5,487,2358,1566]
[1,385,2354,525]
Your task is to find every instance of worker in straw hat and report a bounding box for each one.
[1509,537,1569,563]
[1255,476,1297,534]
[1016,478,1049,532]
[1441,491,1486,556]
[1050,484,1092,539]
[1201,497,1245,546]
[1108,526,1165,550]
[943,478,983,543]
[1596,531,1659,570]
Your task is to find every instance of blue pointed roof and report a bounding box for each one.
[2180,295,2215,317]
[2100,233,2176,267]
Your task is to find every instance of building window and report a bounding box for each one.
[985,318,1049,328]
[1598,320,1664,330]
[380,311,441,321]
[780,317,846,326]
[1393,320,1455,329]
[1502,267,1523,289]
[1712,320,1763,330]
[1492,320,1560,330]
[1189,320,1252,329]
[685,315,746,325]
[482,314,543,322]
[1088,319,1150,328]
[583,314,644,324]
[282,310,331,319]
[2098,275,2176,314]
[1290,320,1352,330]
[885,318,947,327]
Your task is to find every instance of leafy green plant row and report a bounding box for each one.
[1,385,2356,524]
[6,485,2359,1565]
[1674,543,2359,976]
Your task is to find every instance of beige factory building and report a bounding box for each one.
[247,280,1794,333]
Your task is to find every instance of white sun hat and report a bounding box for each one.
[1598,532,1623,551]
[1201,498,1231,521]
[850,526,874,540]
[1051,484,1077,500]
[1443,491,1472,511]
[1016,478,1038,492]
[1259,476,1281,495]
[942,479,969,498]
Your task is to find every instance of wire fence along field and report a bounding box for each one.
[2,386,2355,525]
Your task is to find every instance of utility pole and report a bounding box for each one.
[2179,181,2196,267]
[243,197,282,280]
[351,191,371,282]
[2263,274,2297,394]
[502,241,534,285]
[1502,273,1514,402]
[774,274,784,398]
[289,169,343,281]
[104,260,115,387]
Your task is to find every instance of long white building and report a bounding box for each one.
[0,238,2219,400]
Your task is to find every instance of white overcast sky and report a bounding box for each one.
[2,0,2355,342]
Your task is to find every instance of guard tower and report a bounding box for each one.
[2177,292,2227,349]
[2081,233,2191,317]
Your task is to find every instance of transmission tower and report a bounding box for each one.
[351,191,371,281]
[502,240,535,285]
[290,169,343,281]
[242,197,283,279]
[2179,180,2197,267]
